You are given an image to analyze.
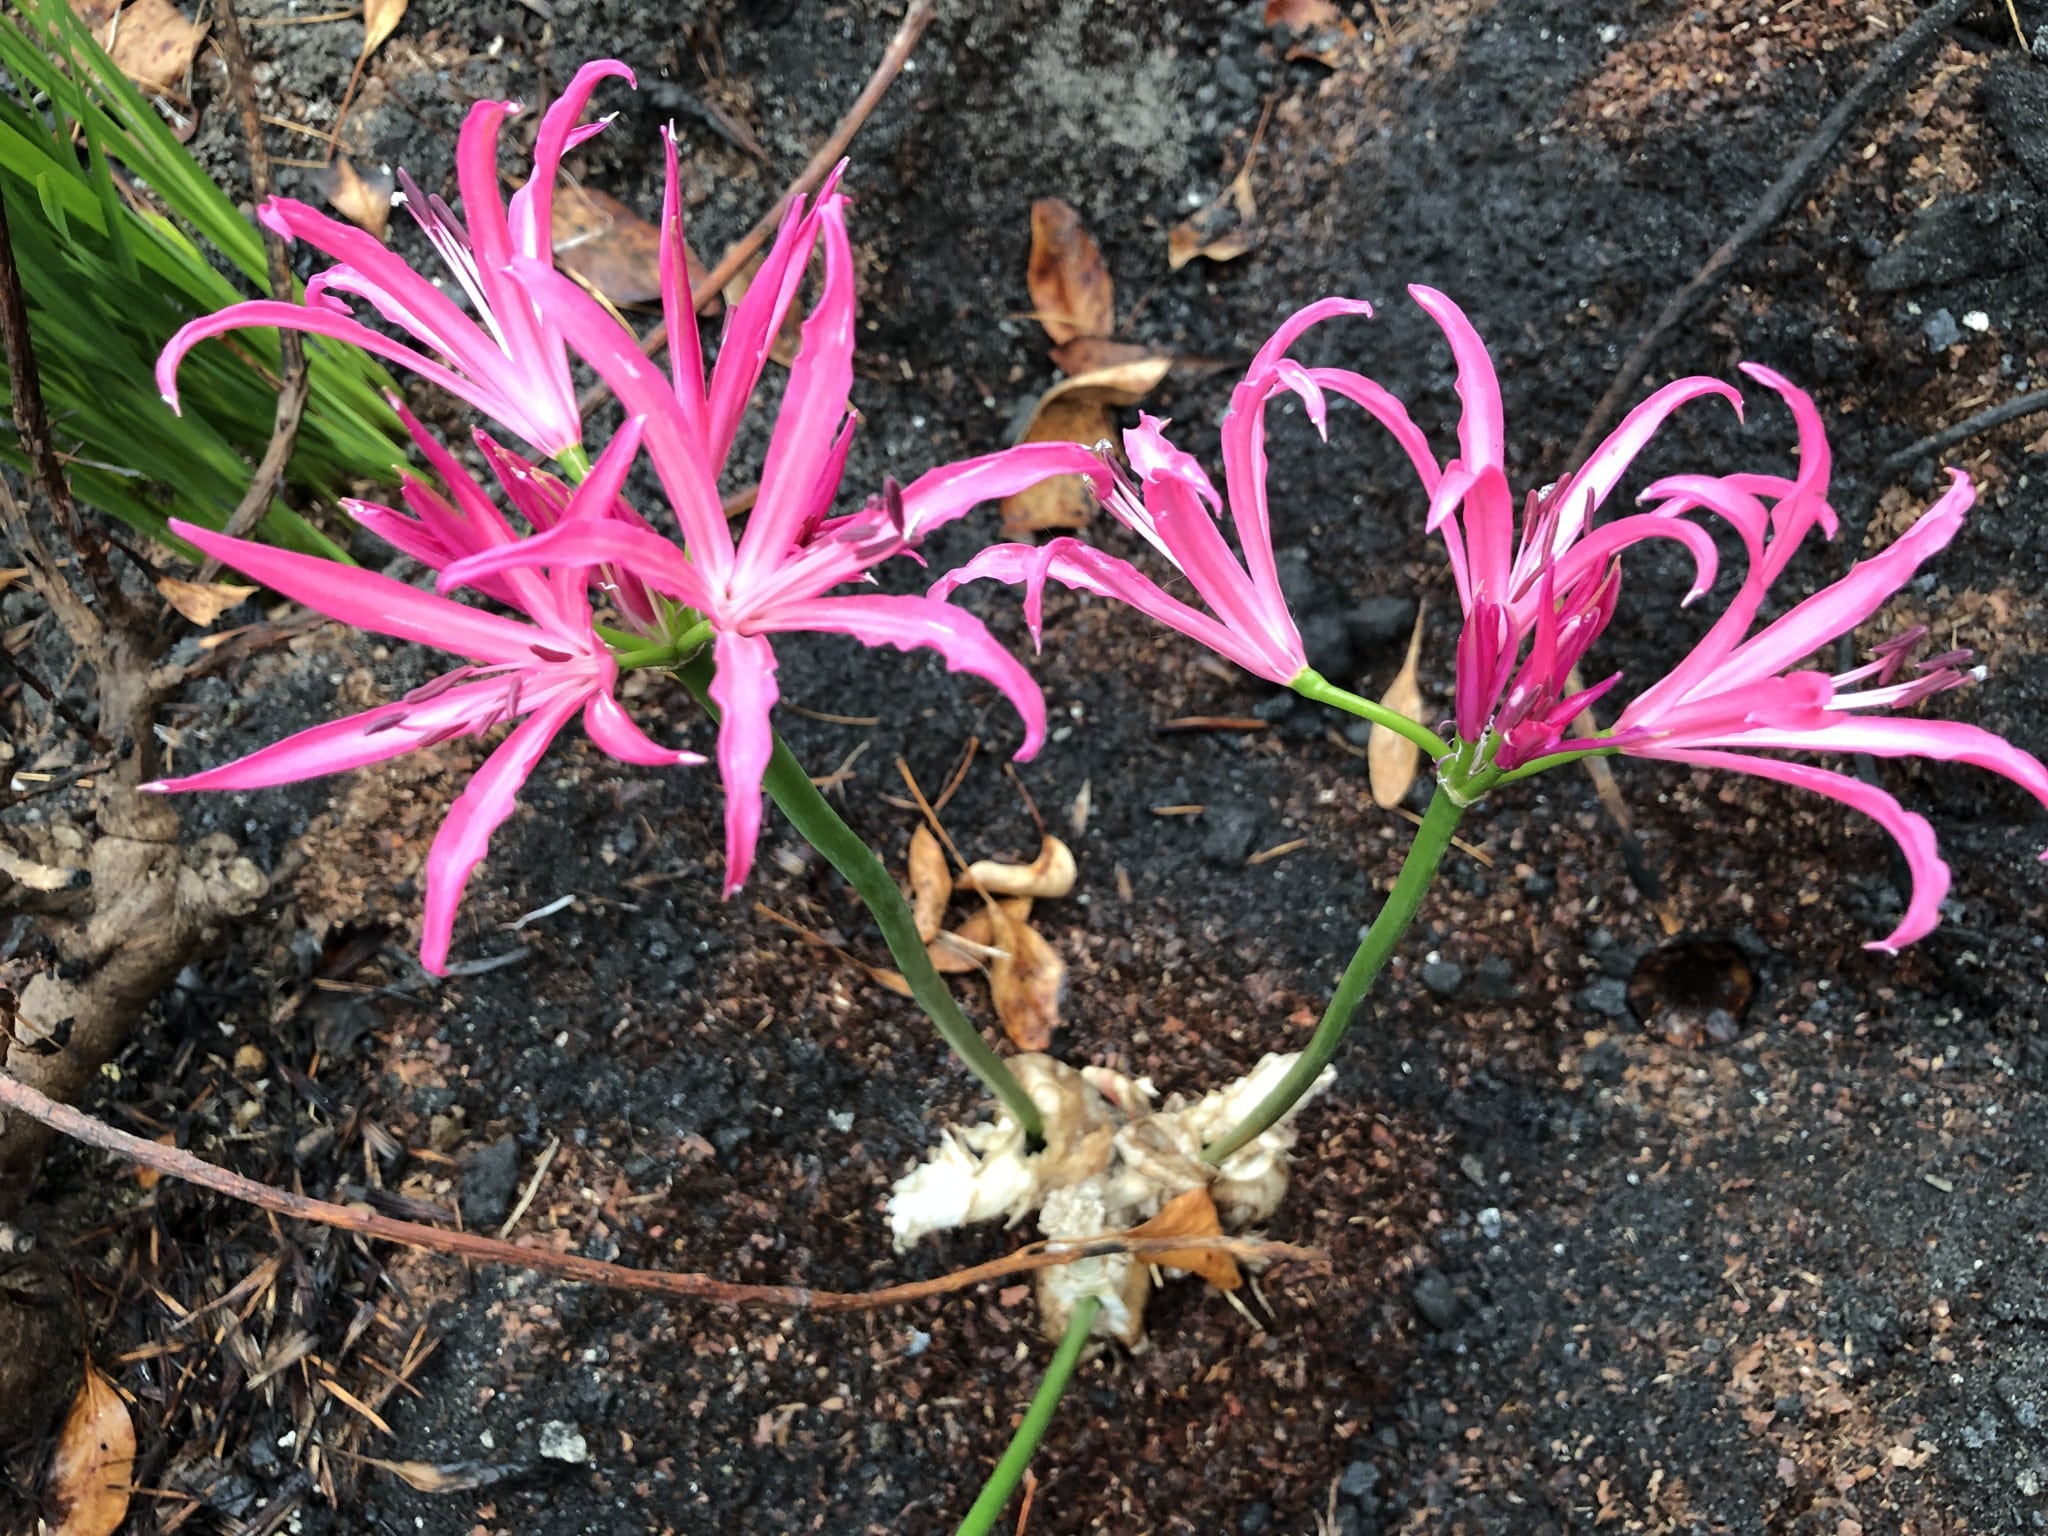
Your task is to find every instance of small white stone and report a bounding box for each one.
[1963,310,1991,333]
[538,1421,589,1463]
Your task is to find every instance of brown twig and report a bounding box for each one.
[576,0,937,419]
[1567,0,1979,466]
[0,186,124,641]
[0,1072,1314,1312]
[203,0,308,578]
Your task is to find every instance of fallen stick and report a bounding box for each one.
[0,1072,1316,1312]
[1568,0,1980,465]
[576,0,937,419]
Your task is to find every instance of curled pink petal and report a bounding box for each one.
[419,692,584,974]
[708,629,780,896]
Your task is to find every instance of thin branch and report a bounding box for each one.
[0,188,119,646]
[201,0,308,578]
[1568,0,1979,466]
[0,641,106,748]
[576,0,937,419]
[0,1071,1315,1313]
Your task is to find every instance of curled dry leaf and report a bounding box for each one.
[315,157,394,240]
[1049,337,1161,377]
[1026,198,1115,346]
[47,1359,135,1536]
[105,0,207,92]
[1121,1186,1242,1290]
[1367,602,1428,809]
[989,900,1065,1051]
[906,824,951,944]
[156,576,256,627]
[1167,173,1256,272]
[551,184,669,306]
[1000,356,1173,535]
[960,835,1076,899]
[360,0,407,56]
[1264,0,1361,67]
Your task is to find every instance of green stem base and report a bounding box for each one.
[953,1297,1100,1536]
[673,655,1043,1139]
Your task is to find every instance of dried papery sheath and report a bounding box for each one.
[888,1052,1333,1344]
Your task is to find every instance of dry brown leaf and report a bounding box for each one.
[315,157,393,239]
[156,576,256,627]
[999,356,1173,535]
[1262,0,1342,24]
[1122,1187,1243,1289]
[0,566,29,593]
[1049,337,1162,377]
[1026,199,1114,345]
[906,824,951,944]
[1264,0,1361,63]
[959,835,1076,899]
[988,901,1063,1051]
[927,925,1004,974]
[105,0,206,91]
[1168,169,1257,272]
[1367,602,1428,809]
[69,0,119,41]
[47,1360,135,1536]
[552,184,682,307]
[360,0,406,56]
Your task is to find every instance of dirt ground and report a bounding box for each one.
[8,0,2048,1532]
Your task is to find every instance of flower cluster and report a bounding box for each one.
[155,56,2047,974]
[155,64,1103,969]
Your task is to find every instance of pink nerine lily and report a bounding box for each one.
[933,299,1438,687]
[1416,292,2048,950]
[1596,384,2048,952]
[148,422,702,975]
[157,60,635,459]
[1406,285,1735,766]
[435,153,1111,894]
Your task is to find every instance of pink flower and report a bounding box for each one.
[157,60,636,459]
[434,151,1111,894]
[932,299,1439,687]
[1415,288,2048,950]
[148,420,702,975]
[1406,285,1735,767]
[1598,389,2048,952]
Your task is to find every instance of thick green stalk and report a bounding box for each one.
[1291,667,1451,758]
[1204,779,1466,1164]
[674,656,1044,1138]
[954,1297,1101,1536]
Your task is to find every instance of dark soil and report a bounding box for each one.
[10,1,2048,1533]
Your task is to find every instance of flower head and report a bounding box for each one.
[157,60,635,459]
[1596,385,2048,952]
[434,148,1111,894]
[150,416,701,974]
[1413,293,2048,950]
[1408,285,1737,763]
[933,299,1433,686]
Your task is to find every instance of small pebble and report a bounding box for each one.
[1412,1270,1459,1330]
[1923,308,1961,351]
[1579,977,1631,1018]
[1339,1459,1380,1500]
[1420,960,1464,997]
[537,1421,588,1463]
[1477,1206,1503,1240]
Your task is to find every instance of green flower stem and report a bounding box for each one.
[1291,668,1451,759]
[673,655,1044,1139]
[553,443,594,482]
[1203,778,1466,1165]
[953,1296,1101,1536]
